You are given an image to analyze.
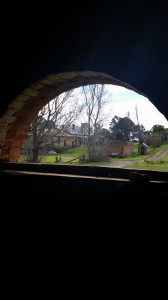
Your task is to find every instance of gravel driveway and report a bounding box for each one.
[102,146,168,168]
[146,146,168,161]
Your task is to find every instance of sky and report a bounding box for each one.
[53,84,168,131]
[94,85,168,131]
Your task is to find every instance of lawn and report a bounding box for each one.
[123,144,168,171]
[109,143,168,171]
[60,146,87,157]
[162,154,168,161]
[125,160,168,172]
[19,143,168,171]
[34,146,87,164]
[113,143,168,161]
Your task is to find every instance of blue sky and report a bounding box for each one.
[103,85,168,130]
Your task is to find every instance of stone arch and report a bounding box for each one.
[0,71,146,162]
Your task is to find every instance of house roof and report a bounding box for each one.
[67,124,82,135]
[141,143,148,147]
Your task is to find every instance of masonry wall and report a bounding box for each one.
[103,141,134,157]
[54,136,80,148]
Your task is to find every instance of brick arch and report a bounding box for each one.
[0,71,145,162]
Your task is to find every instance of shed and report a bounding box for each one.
[139,143,148,155]
[103,141,133,158]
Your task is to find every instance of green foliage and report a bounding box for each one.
[143,133,164,147]
[152,124,165,134]
[109,115,135,141]
[19,143,168,172]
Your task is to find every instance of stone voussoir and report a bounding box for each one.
[22,88,39,97]
[0,114,16,124]
[14,94,30,103]
[30,82,44,90]
[8,101,24,110]
[0,122,9,131]
[38,78,55,85]
[47,74,64,81]
[55,72,79,79]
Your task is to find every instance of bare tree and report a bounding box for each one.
[22,90,83,162]
[135,105,143,144]
[81,84,110,161]
[125,111,130,118]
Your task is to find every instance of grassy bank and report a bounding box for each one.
[125,160,168,172]
[19,143,168,171]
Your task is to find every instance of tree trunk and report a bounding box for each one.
[32,147,39,162]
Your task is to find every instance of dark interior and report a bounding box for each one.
[1,2,168,215]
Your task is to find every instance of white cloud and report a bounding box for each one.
[62,84,168,131]
[103,85,168,130]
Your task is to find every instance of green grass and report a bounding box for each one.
[122,144,168,171]
[59,146,87,157]
[19,146,87,164]
[125,160,168,172]
[18,156,27,163]
[111,143,168,161]
[112,143,168,171]
[55,146,87,163]
[162,154,168,162]
[40,154,84,164]
[18,143,168,171]
[74,159,112,166]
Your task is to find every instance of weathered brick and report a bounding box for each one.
[22,88,39,97]
[38,79,55,85]
[47,74,63,81]
[9,149,19,162]
[15,94,30,102]
[3,139,13,148]
[81,71,98,77]
[56,72,78,79]
[0,114,15,124]
[0,122,9,131]
[5,107,18,116]
[12,139,23,148]
[0,129,7,140]
[5,131,16,139]
[30,82,44,90]
[8,101,24,110]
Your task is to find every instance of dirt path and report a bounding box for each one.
[146,146,168,161]
[102,160,139,168]
[101,146,168,168]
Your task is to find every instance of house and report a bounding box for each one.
[66,123,89,145]
[52,132,81,149]
[49,123,89,150]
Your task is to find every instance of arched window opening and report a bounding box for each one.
[18,80,168,173]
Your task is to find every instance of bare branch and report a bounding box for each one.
[23,89,83,162]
